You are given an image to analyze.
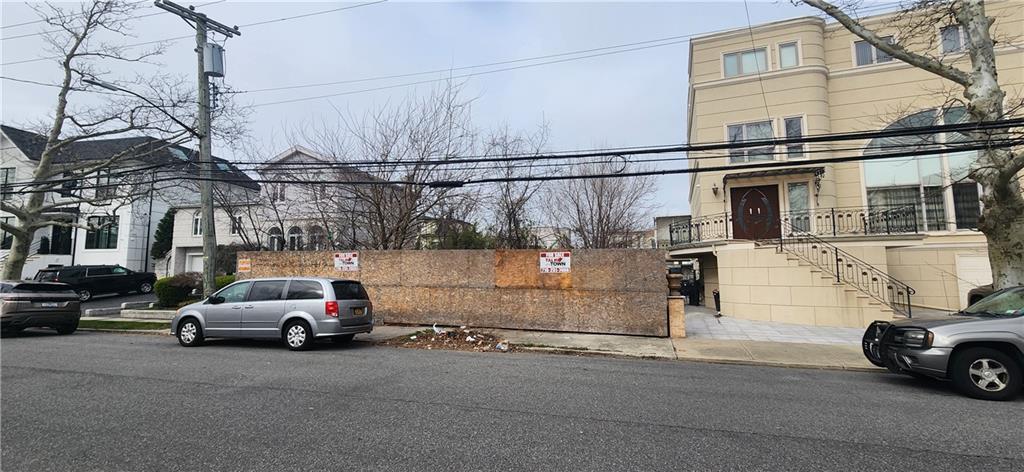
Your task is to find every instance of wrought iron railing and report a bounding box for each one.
[781,205,919,237]
[770,218,915,318]
[667,205,920,247]
[668,212,732,245]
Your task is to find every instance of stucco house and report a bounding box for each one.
[0,124,258,279]
[671,2,1022,327]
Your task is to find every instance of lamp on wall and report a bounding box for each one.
[711,183,719,197]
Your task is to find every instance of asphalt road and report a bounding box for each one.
[2,331,1022,471]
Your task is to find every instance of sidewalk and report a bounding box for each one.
[75,318,880,372]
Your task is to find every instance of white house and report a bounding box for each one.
[0,124,258,279]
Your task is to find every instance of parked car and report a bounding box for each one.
[170,277,373,351]
[862,286,1024,401]
[33,265,157,302]
[967,284,995,306]
[1,281,81,334]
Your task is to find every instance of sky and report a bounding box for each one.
[0,0,895,219]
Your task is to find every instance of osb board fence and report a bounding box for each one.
[236,249,668,336]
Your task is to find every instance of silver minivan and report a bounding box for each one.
[170,277,373,351]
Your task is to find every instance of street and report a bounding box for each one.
[2,331,1021,471]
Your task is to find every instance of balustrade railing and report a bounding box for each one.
[770,219,915,318]
[666,205,919,248]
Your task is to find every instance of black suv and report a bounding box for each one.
[33,265,157,302]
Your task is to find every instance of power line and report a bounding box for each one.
[7,138,1018,193]
[0,0,150,30]
[0,0,225,41]
[0,0,387,66]
[742,0,772,121]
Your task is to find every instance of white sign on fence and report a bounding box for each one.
[539,251,571,273]
[333,252,359,272]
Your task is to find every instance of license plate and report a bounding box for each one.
[353,307,365,316]
[38,302,60,308]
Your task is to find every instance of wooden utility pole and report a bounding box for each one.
[154,0,240,296]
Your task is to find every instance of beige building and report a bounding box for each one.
[674,3,1023,327]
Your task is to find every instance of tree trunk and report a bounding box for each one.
[2,230,33,280]
[979,185,1024,288]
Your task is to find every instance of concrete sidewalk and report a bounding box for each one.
[72,318,880,372]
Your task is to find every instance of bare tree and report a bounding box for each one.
[483,123,550,248]
[546,161,658,249]
[800,0,1024,288]
[0,1,204,280]
[304,83,480,250]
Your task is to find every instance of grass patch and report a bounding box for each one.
[79,320,170,331]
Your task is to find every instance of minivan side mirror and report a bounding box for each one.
[208,296,225,305]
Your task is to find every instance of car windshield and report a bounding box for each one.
[34,271,59,282]
[962,287,1024,317]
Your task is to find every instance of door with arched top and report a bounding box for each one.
[730,185,781,240]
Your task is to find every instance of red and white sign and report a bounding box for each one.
[333,252,359,272]
[236,257,251,273]
[539,251,571,273]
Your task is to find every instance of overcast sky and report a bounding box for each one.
[1,1,897,218]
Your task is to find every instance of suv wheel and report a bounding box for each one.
[177,318,204,347]
[55,322,78,335]
[138,281,154,294]
[77,289,92,302]
[284,320,314,351]
[951,347,1022,401]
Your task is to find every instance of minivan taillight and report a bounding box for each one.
[325,301,339,317]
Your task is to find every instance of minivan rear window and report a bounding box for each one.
[331,281,368,300]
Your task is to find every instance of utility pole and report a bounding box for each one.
[154,0,239,296]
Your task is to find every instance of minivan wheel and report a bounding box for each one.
[950,347,1022,401]
[138,281,154,294]
[77,289,92,302]
[177,318,204,347]
[284,320,314,351]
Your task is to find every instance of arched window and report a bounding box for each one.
[287,226,304,251]
[863,107,980,231]
[192,212,202,236]
[308,225,326,251]
[267,227,284,251]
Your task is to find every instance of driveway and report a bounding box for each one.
[2,331,1021,471]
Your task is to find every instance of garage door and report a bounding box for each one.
[187,254,204,273]
[956,254,992,308]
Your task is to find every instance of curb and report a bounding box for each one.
[674,355,884,373]
[78,328,171,335]
[82,307,121,317]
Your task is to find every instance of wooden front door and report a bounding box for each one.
[730,185,781,240]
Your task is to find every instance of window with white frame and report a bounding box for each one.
[1,167,14,201]
[94,168,117,200]
[727,120,774,163]
[784,117,804,159]
[1,216,13,250]
[229,214,240,235]
[723,48,768,78]
[778,42,799,69]
[192,212,202,236]
[940,25,966,53]
[85,216,119,249]
[854,36,894,66]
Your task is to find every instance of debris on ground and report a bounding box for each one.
[381,327,515,353]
